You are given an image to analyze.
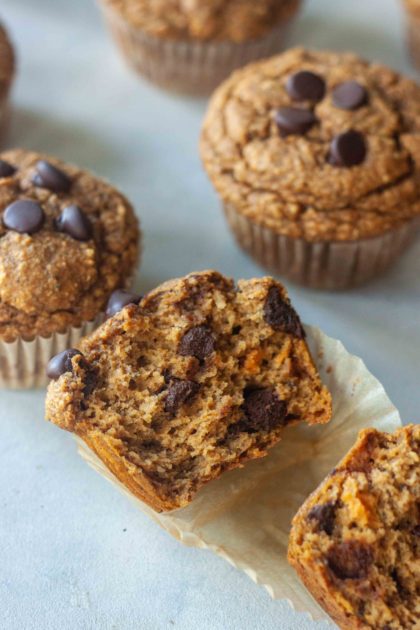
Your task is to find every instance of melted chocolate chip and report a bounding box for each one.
[81,362,97,398]
[332,81,368,111]
[178,325,215,361]
[164,378,200,414]
[308,502,336,535]
[263,286,304,338]
[106,290,142,318]
[329,130,367,167]
[286,71,326,103]
[46,348,82,380]
[0,159,16,177]
[275,107,317,136]
[56,204,93,241]
[3,200,45,234]
[327,541,373,580]
[32,160,71,193]
[412,525,420,537]
[241,386,287,432]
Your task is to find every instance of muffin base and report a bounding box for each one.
[406,11,420,68]
[98,2,298,95]
[0,315,104,389]
[223,204,419,290]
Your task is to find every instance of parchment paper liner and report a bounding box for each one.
[97,1,299,95]
[75,325,402,622]
[223,203,419,290]
[0,314,104,389]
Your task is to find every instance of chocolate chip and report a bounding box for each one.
[164,378,200,414]
[329,130,367,167]
[327,541,373,580]
[81,363,97,398]
[0,159,16,177]
[3,200,45,234]
[332,81,368,110]
[32,160,71,193]
[412,525,420,537]
[263,286,304,338]
[106,289,142,318]
[178,325,215,361]
[286,71,326,103]
[241,386,287,433]
[308,502,336,535]
[46,348,82,380]
[56,204,93,241]
[275,107,317,136]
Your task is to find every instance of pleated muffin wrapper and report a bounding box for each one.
[405,8,420,68]
[97,1,299,95]
[0,314,104,390]
[76,325,402,623]
[223,203,420,290]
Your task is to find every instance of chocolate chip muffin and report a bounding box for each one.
[97,0,301,94]
[45,271,331,512]
[201,48,420,289]
[288,424,419,629]
[0,22,15,139]
[403,1,420,68]
[0,149,140,388]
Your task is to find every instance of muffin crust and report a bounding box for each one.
[288,425,420,629]
[46,271,331,512]
[0,149,140,341]
[103,0,300,42]
[201,48,420,241]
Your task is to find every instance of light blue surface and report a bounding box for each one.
[0,1,419,629]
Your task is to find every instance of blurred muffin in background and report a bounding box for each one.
[402,0,420,68]
[96,0,301,95]
[0,22,15,140]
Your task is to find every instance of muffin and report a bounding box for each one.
[45,270,332,512]
[288,424,419,629]
[0,22,15,139]
[201,48,420,289]
[403,0,420,68]
[0,149,140,388]
[97,0,301,95]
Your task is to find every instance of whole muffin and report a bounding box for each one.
[201,48,420,289]
[0,22,15,139]
[0,149,140,388]
[46,270,331,511]
[97,0,301,94]
[402,0,420,68]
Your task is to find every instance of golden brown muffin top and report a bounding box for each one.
[102,0,300,42]
[201,48,420,241]
[0,23,14,99]
[404,0,420,16]
[0,149,140,341]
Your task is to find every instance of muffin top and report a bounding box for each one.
[0,23,14,100]
[201,48,420,241]
[103,0,300,42]
[404,0,420,15]
[0,149,140,341]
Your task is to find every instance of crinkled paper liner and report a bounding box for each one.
[406,10,420,68]
[223,203,420,290]
[0,314,104,389]
[98,2,298,95]
[76,325,402,623]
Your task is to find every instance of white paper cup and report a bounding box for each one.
[97,2,299,95]
[75,325,402,623]
[223,203,420,290]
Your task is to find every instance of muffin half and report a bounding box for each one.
[46,271,331,511]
